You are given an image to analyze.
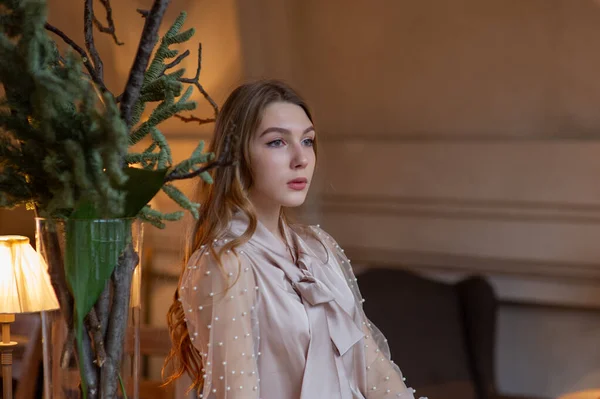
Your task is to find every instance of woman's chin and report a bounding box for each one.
[280,193,308,208]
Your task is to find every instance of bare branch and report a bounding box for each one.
[59,328,75,368]
[173,114,215,125]
[191,43,203,80]
[101,244,139,398]
[93,0,124,46]
[162,49,190,75]
[44,23,89,64]
[84,0,104,83]
[120,0,172,128]
[44,23,109,93]
[164,158,231,183]
[178,43,219,121]
[84,308,107,367]
[137,9,150,18]
[95,281,111,339]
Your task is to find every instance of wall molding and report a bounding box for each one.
[348,248,600,309]
[321,194,600,225]
[346,246,600,281]
[160,131,600,143]
[318,133,600,143]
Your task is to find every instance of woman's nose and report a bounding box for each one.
[291,144,308,169]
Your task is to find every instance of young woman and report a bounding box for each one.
[165,80,426,399]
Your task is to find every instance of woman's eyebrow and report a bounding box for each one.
[259,126,314,137]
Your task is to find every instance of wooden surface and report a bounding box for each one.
[558,390,600,399]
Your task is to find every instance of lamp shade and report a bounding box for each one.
[0,235,60,313]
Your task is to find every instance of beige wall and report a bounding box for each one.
[288,0,600,139]
[0,208,35,241]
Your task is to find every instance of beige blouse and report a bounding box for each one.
[180,212,426,399]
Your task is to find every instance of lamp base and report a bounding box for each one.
[0,313,18,399]
[0,313,18,346]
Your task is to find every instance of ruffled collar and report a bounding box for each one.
[228,210,326,270]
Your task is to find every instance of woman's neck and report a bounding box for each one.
[256,207,297,262]
[249,202,297,263]
[251,201,283,239]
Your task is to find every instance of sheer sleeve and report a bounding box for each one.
[179,243,261,399]
[312,226,428,399]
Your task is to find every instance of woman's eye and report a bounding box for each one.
[302,138,315,147]
[267,139,284,147]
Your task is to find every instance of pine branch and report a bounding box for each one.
[139,205,184,229]
[162,184,200,218]
[64,139,93,193]
[138,207,166,229]
[139,12,188,87]
[93,0,123,46]
[120,0,172,128]
[150,127,172,169]
[125,141,158,165]
[171,141,208,172]
[164,126,235,183]
[125,152,160,165]
[129,86,195,145]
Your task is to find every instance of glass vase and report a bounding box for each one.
[36,217,143,399]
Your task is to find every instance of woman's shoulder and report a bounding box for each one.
[292,223,347,264]
[186,237,249,270]
[294,223,339,247]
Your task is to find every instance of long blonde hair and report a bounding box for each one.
[163,80,317,392]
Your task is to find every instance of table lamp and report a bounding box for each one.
[0,235,59,399]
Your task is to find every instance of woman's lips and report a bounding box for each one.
[287,178,308,190]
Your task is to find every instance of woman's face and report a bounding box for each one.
[248,101,316,211]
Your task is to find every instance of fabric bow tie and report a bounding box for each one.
[293,273,333,305]
[291,266,364,357]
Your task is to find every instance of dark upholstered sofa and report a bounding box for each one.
[358,268,545,399]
